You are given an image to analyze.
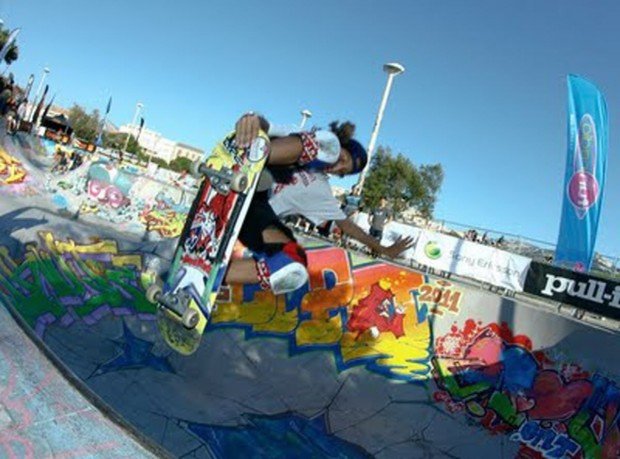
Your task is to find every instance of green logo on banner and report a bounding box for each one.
[424,241,442,260]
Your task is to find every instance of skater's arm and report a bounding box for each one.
[235,113,303,165]
[235,113,340,168]
[336,219,413,259]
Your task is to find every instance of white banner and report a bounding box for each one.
[380,221,421,260]
[351,211,370,233]
[413,230,531,291]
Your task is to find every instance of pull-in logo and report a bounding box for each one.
[541,274,620,309]
[568,114,599,219]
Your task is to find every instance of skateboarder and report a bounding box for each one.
[224,113,414,295]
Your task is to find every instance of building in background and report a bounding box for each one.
[119,124,203,164]
[174,143,203,163]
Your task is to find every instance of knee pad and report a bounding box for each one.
[255,242,308,294]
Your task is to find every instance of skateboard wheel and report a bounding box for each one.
[182,308,200,329]
[190,161,206,179]
[145,283,163,304]
[231,173,248,192]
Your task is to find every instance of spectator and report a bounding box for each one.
[342,193,362,217]
[368,197,392,241]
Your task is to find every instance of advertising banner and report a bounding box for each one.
[380,221,421,260]
[524,262,620,320]
[413,230,531,291]
[351,212,371,233]
[555,75,608,272]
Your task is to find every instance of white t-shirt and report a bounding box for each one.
[269,169,346,225]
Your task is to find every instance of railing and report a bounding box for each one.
[398,216,619,276]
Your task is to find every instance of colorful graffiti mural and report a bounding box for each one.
[43,155,194,238]
[432,320,620,458]
[0,147,27,185]
[212,245,464,382]
[0,226,618,457]
[0,231,156,336]
[138,204,186,238]
[48,156,194,237]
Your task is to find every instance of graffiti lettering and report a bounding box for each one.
[212,247,434,381]
[0,232,155,336]
[433,320,620,458]
[0,147,28,185]
[419,281,462,316]
[512,421,579,458]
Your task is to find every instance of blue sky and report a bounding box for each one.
[2,0,619,258]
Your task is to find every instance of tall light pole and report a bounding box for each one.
[354,62,405,194]
[28,66,50,122]
[123,102,143,152]
[299,109,312,129]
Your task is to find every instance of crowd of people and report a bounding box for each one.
[463,229,505,248]
[0,73,24,134]
[51,145,84,173]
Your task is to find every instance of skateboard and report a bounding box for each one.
[146,130,270,355]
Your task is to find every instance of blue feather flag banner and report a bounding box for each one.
[105,96,112,115]
[554,75,608,272]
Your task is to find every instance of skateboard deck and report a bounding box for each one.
[147,130,270,355]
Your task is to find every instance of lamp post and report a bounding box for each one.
[299,109,312,129]
[123,102,143,152]
[354,62,405,194]
[28,66,50,122]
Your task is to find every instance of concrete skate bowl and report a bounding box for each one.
[0,132,195,240]
[0,223,618,458]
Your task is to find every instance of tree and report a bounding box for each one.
[103,131,141,155]
[362,147,444,218]
[0,25,19,65]
[67,104,100,142]
[169,156,193,173]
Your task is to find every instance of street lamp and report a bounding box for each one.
[123,102,144,152]
[28,66,50,122]
[354,62,405,194]
[299,109,312,129]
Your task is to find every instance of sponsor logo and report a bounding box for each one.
[249,137,269,162]
[424,241,441,260]
[568,114,600,219]
[540,274,620,309]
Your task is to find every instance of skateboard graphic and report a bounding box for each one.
[146,130,270,355]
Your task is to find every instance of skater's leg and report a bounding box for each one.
[225,224,294,284]
[225,223,292,285]
[225,225,308,294]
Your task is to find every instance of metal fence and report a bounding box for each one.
[407,216,620,276]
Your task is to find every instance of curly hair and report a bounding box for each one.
[329,121,356,145]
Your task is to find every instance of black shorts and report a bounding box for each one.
[238,191,296,255]
[369,227,383,240]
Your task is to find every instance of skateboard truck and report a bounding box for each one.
[146,283,200,329]
[190,162,248,194]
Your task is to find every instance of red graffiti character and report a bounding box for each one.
[348,284,405,339]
